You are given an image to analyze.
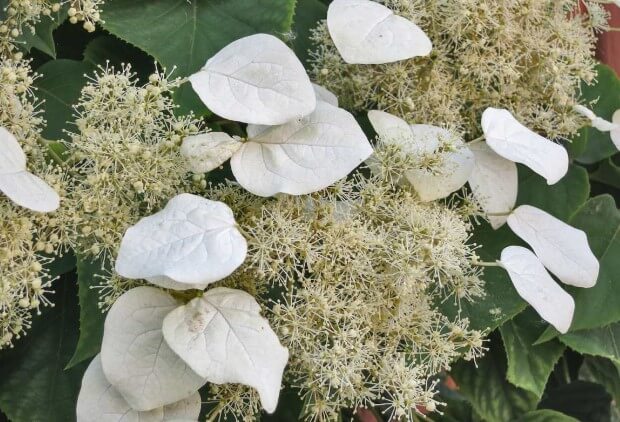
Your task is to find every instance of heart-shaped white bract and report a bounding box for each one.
[500,246,575,334]
[189,33,316,125]
[0,127,60,212]
[162,288,289,414]
[231,101,373,196]
[181,132,242,174]
[481,108,569,185]
[367,110,473,201]
[115,194,247,291]
[468,142,518,229]
[77,355,201,422]
[327,0,432,64]
[100,287,206,411]
[612,109,620,150]
[507,205,599,288]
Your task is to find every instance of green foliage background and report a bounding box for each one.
[1,0,619,421]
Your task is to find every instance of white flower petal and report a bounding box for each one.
[0,127,59,212]
[77,355,165,422]
[468,142,518,229]
[481,108,569,185]
[189,34,316,125]
[162,288,288,413]
[327,0,432,64]
[0,127,26,174]
[77,355,201,422]
[181,132,242,173]
[367,110,414,143]
[405,125,473,201]
[500,246,575,334]
[312,83,338,106]
[612,109,620,150]
[507,205,599,288]
[101,287,205,411]
[0,171,60,213]
[231,101,372,196]
[115,194,247,290]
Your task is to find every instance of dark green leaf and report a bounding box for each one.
[16,6,67,58]
[83,35,155,80]
[516,410,579,422]
[0,274,87,422]
[579,356,620,415]
[590,158,620,190]
[572,64,620,164]
[451,334,538,422]
[500,308,566,398]
[66,255,108,368]
[44,250,76,278]
[101,0,296,116]
[539,381,611,422]
[560,323,620,365]
[35,59,94,141]
[291,0,327,65]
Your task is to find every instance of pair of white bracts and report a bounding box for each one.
[78,194,288,420]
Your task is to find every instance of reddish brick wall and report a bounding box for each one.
[596,4,620,76]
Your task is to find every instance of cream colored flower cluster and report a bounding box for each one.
[310,0,602,139]
[205,160,485,421]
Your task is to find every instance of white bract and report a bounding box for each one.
[368,110,474,201]
[612,109,620,150]
[327,0,432,64]
[162,288,289,413]
[189,33,316,125]
[181,132,242,173]
[0,127,60,212]
[481,108,569,185]
[500,246,575,334]
[573,104,617,132]
[100,287,206,411]
[231,101,372,196]
[77,355,201,422]
[115,194,247,291]
[468,142,518,229]
[507,205,599,288]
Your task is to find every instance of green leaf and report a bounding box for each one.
[451,334,538,422]
[16,6,67,58]
[83,35,155,79]
[101,0,296,116]
[0,274,87,422]
[590,158,620,190]
[539,381,611,422]
[560,323,620,364]
[44,250,76,278]
[440,165,590,331]
[572,64,620,164]
[579,356,620,414]
[500,308,566,398]
[516,410,579,422]
[66,255,108,368]
[291,0,327,65]
[35,59,95,141]
[537,195,620,343]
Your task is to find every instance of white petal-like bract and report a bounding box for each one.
[115,194,247,290]
[507,205,599,288]
[612,109,620,150]
[189,34,316,125]
[327,0,432,64]
[500,246,575,334]
[0,127,60,212]
[468,142,518,229]
[368,110,414,143]
[77,355,201,422]
[162,288,289,413]
[231,101,372,196]
[481,108,569,185]
[100,287,206,411]
[312,83,338,106]
[181,132,242,173]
